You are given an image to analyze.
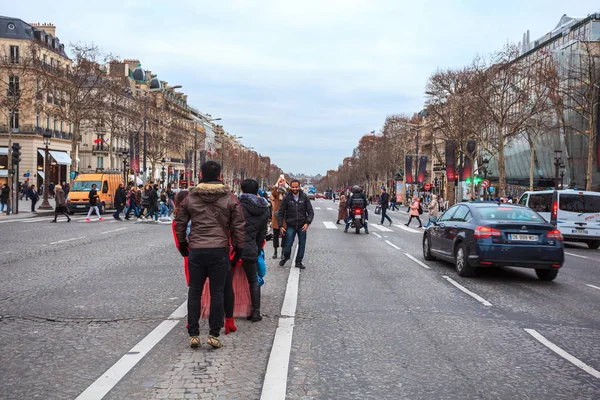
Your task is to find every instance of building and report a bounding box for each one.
[0,17,73,188]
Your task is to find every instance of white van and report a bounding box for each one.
[518,190,600,249]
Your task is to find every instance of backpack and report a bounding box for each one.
[418,202,423,215]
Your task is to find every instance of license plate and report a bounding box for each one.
[509,234,538,241]
[76,205,85,208]
[354,215,361,220]
[571,229,588,234]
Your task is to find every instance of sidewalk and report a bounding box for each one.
[0,197,56,220]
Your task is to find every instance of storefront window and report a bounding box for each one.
[591,21,600,41]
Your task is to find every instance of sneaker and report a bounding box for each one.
[344,228,348,233]
[207,335,223,348]
[365,228,369,234]
[50,220,57,223]
[295,262,306,269]
[99,218,104,221]
[279,258,289,267]
[389,220,393,226]
[85,218,91,222]
[189,336,201,348]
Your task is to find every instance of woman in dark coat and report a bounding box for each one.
[337,194,348,224]
[51,185,71,222]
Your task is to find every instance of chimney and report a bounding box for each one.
[30,22,56,37]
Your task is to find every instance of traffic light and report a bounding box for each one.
[11,143,21,166]
[474,176,482,185]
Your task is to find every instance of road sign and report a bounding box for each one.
[424,183,431,191]
[489,187,495,193]
[482,179,490,188]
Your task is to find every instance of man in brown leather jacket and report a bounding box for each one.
[174,161,246,349]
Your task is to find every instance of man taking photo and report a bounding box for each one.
[278,180,314,269]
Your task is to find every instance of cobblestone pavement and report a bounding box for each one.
[2,199,600,399]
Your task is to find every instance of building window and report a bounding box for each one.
[592,21,600,41]
[60,121,64,133]
[53,118,57,131]
[42,54,47,65]
[9,45,19,63]
[9,110,19,129]
[50,58,54,68]
[46,115,50,129]
[97,157,104,169]
[69,123,73,134]
[8,76,19,96]
[36,113,41,128]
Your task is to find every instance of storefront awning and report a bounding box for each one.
[0,148,8,155]
[38,171,44,179]
[0,169,7,177]
[38,150,72,165]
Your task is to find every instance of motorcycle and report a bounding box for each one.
[349,207,366,234]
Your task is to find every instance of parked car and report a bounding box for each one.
[518,189,600,249]
[422,202,564,281]
[307,192,315,200]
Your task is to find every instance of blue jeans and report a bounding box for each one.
[283,225,307,264]
[345,210,369,230]
[125,204,139,218]
[160,203,168,217]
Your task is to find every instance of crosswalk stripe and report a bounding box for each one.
[315,207,322,210]
[322,221,338,229]
[326,208,334,211]
[371,224,393,232]
[396,224,420,233]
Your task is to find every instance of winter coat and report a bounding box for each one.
[269,186,283,229]
[0,186,9,203]
[29,188,39,202]
[141,190,150,207]
[380,192,390,209]
[55,187,68,213]
[338,199,348,221]
[239,193,269,262]
[89,189,99,207]
[148,189,159,212]
[174,182,246,250]
[114,187,127,208]
[410,200,420,216]
[428,199,439,218]
[277,190,314,229]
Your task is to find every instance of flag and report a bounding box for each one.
[370,130,376,135]
[93,138,102,144]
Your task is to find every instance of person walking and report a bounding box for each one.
[28,184,39,213]
[146,184,160,222]
[113,183,127,221]
[166,183,175,218]
[51,185,71,222]
[0,184,9,213]
[390,194,399,211]
[238,179,270,322]
[406,196,423,228]
[86,183,103,221]
[159,188,169,219]
[424,195,439,228]
[62,181,70,196]
[378,187,393,226]
[278,179,314,269]
[269,184,285,259]
[336,194,348,225]
[174,161,245,349]
[124,186,140,220]
[139,184,150,218]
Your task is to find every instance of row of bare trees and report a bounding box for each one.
[323,39,600,197]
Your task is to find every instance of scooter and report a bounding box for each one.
[349,207,367,234]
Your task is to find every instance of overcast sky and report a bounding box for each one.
[5,1,597,175]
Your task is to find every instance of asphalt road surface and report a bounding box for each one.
[1,199,599,399]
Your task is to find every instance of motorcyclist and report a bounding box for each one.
[345,185,369,234]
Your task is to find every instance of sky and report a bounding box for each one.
[4,0,598,175]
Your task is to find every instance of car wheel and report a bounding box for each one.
[536,269,558,281]
[455,243,475,277]
[355,226,360,234]
[588,240,600,250]
[99,203,105,215]
[423,234,436,261]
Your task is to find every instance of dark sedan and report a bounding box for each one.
[422,202,564,281]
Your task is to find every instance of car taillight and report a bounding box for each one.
[474,226,502,239]
[546,229,563,241]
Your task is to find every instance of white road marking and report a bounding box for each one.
[586,284,600,291]
[322,221,338,230]
[385,240,400,250]
[405,253,431,269]
[315,207,321,210]
[565,252,589,259]
[396,224,420,233]
[371,224,393,232]
[75,301,188,400]
[21,217,54,223]
[3,251,13,254]
[100,228,128,235]
[524,328,600,380]
[372,232,382,239]
[442,276,492,306]
[49,237,85,245]
[326,207,334,211]
[261,245,300,400]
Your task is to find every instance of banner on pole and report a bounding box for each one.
[405,155,414,184]
[395,180,403,203]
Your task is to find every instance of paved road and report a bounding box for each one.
[1,199,599,399]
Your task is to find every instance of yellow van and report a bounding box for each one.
[67,172,123,214]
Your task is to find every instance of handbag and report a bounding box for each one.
[374,206,382,215]
[418,203,423,215]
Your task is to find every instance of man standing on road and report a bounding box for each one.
[174,161,246,349]
[0,183,9,213]
[113,183,127,221]
[28,184,39,213]
[278,179,314,269]
[86,184,103,222]
[378,187,393,226]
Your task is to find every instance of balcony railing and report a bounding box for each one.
[92,144,109,154]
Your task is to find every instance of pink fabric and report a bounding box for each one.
[200,262,252,319]
[410,200,420,216]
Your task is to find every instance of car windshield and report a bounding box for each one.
[71,181,101,192]
[477,207,542,222]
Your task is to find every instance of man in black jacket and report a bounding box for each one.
[379,187,393,226]
[277,180,314,269]
[113,183,127,221]
[236,179,269,322]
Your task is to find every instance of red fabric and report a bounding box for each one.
[171,221,189,286]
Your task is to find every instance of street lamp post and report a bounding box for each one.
[38,129,53,210]
[161,157,166,187]
[559,164,566,190]
[122,154,129,186]
[553,150,562,190]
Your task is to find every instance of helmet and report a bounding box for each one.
[351,185,362,194]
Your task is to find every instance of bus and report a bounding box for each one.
[518,189,600,249]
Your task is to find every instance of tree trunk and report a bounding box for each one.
[497,126,506,197]
[586,115,595,191]
[529,134,535,191]
[71,121,81,172]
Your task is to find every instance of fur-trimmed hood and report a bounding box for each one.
[239,193,269,216]
[189,181,231,203]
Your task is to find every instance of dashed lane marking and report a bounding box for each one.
[322,221,338,229]
[100,227,128,235]
[326,207,334,211]
[371,224,393,232]
[525,328,600,380]
[442,275,492,306]
[395,224,420,233]
[586,284,600,291]
[315,207,322,210]
[372,232,382,239]
[405,253,431,269]
[75,301,188,400]
[565,252,589,259]
[49,236,86,245]
[385,240,400,250]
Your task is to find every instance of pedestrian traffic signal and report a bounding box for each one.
[11,143,21,165]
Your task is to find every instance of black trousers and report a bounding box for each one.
[407,215,423,227]
[53,210,70,221]
[31,200,37,212]
[187,248,229,337]
[273,228,281,248]
[380,207,392,224]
